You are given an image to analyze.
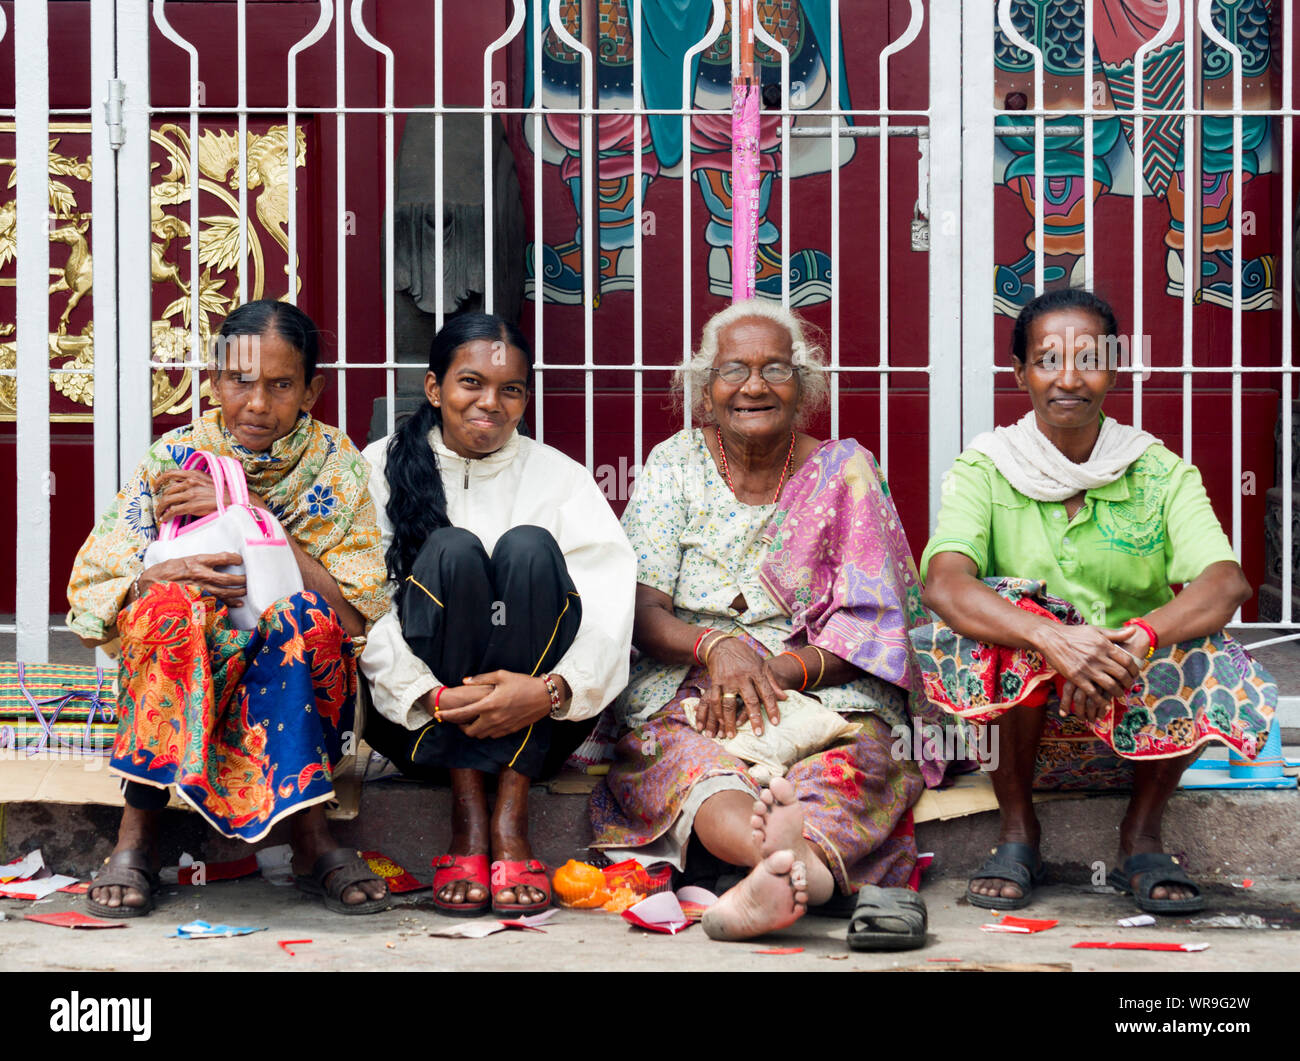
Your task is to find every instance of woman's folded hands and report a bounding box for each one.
[695,637,789,740]
[435,671,567,739]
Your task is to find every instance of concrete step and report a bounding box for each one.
[5,775,1297,886]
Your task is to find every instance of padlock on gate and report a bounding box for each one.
[910,201,930,252]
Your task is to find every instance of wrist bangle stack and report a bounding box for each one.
[1123,618,1159,660]
[542,673,564,718]
[779,651,809,691]
[701,631,732,666]
[693,628,717,663]
[811,646,828,689]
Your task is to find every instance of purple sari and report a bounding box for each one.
[758,440,949,787]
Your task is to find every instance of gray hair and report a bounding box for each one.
[674,300,829,426]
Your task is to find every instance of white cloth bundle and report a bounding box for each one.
[682,690,861,783]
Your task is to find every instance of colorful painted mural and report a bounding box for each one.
[521,0,854,307]
[993,0,1277,317]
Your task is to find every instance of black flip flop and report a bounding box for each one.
[85,850,159,919]
[966,842,1043,911]
[846,885,928,950]
[1107,852,1205,915]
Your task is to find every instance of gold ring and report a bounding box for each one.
[722,692,737,701]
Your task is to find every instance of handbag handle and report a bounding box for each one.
[214,455,252,508]
[157,450,233,542]
[216,454,288,544]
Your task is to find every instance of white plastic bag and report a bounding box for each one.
[143,450,302,629]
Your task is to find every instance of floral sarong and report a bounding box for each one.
[591,637,923,894]
[111,583,356,841]
[910,576,1278,762]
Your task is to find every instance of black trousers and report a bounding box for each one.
[364,525,583,779]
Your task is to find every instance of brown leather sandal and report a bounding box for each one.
[85,850,159,919]
[294,848,392,915]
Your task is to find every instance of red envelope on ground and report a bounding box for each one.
[980,915,1059,934]
[603,859,672,895]
[1072,941,1209,952]
[58,882,90,895]
[178,854,259,885]
[361,851,427,894]
[25,911,125,930]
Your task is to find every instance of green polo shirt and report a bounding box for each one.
[919,444,1239,627]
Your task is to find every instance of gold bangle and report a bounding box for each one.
[811,646,828,689]
[701,632,732,666]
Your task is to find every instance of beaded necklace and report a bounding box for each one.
[715,426,796,505]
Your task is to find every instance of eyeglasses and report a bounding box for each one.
[710,361,796,385]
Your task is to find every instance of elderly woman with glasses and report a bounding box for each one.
[589,301,946,944]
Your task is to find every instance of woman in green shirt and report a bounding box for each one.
[918,289,1275,915]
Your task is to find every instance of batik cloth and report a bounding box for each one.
[758,437,950,786]
[911,577,1277,763]
[66,408,389,642]
[110,583,356,841]
[589,652,923,894]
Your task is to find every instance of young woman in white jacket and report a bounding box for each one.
[360,313,635,917]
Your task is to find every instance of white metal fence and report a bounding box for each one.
[3,0,1296,698]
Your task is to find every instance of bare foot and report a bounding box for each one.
[701,849,808,942]
[491,768,546,907]
[749,776,835,905]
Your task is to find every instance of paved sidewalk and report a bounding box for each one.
[3,876,1296,972]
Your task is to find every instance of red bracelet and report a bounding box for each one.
[1123,618,1159,659]
[779,651,809,691]
[433,684,446,722]
[693,628,717,663]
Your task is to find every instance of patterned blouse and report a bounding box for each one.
[617,429,908,728]
[66,409,390,641]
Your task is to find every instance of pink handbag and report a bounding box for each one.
[142,450,303,629]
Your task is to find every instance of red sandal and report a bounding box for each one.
[431,853,491,918]
[490,859,552,915]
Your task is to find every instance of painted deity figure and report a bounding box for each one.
[993,0,1276,316]
[523,0,854,307]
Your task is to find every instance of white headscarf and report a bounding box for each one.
[965,411,1159,502]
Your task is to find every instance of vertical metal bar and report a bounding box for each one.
[434,0,445,332]
[334,3,348,437]
[150,2,201,420]
[876,2,925,479]
[581,0,601,312]
[91,0,120,522]
[237,0,248,304]
[962,0,995,441]
[996,1,1042,298]
[287,4,335,306]
[1283,0,1294,624]
[632,0,643,465]
[1130,5,1181,434]
[1182,2,1199,464]
[679,1,726,430]
[1197,1,1242,619]
[546,1,593,467]
[1083,0,1094,289]
[118,0,154,472]
[483,1,528,319]
[14,1,50,661]
[751,13,789,308]
[531,0,543,442]
[928,0,963,527]
[350,1,396,437]
[828,0,839,439]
